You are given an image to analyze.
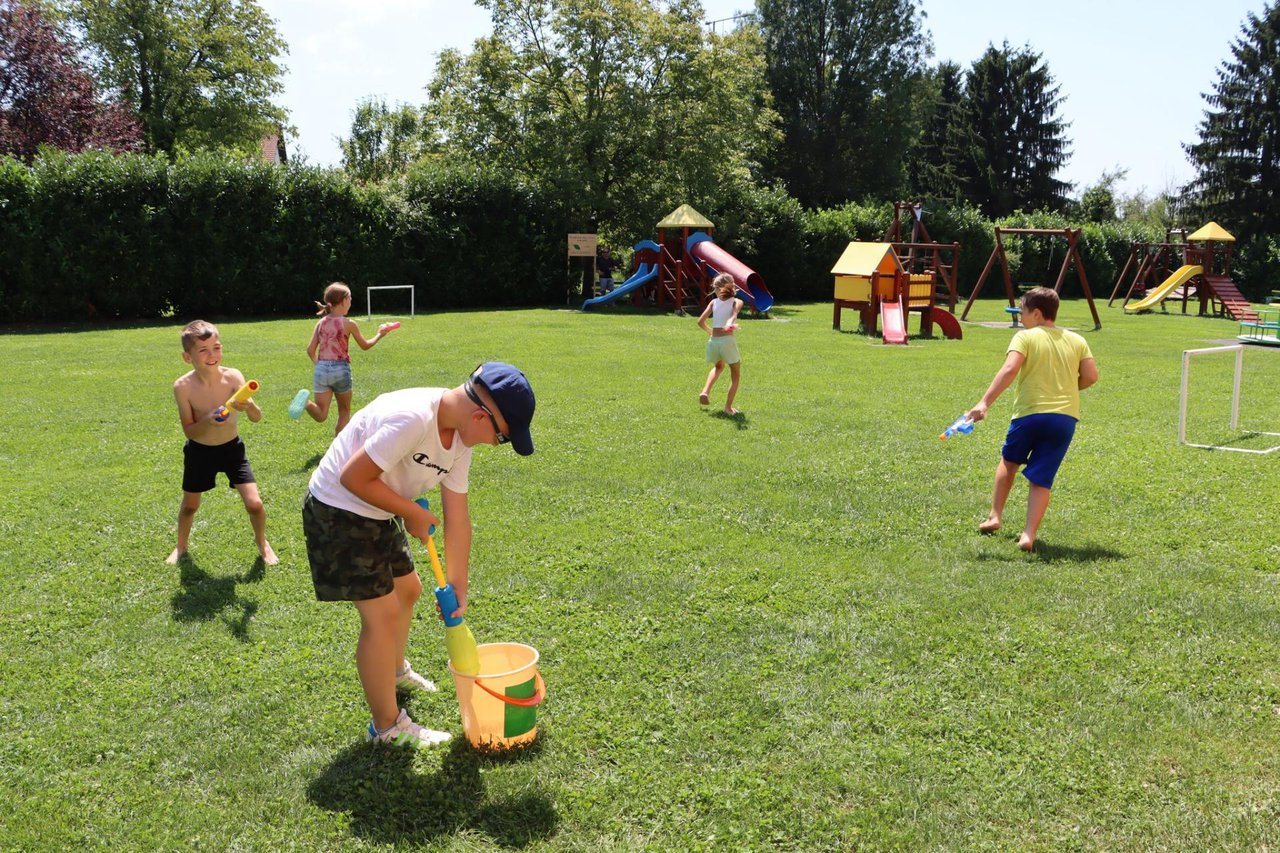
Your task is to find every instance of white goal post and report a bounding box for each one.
[366,285,415,319]
[1178,345,1280,454]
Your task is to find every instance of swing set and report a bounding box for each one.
[960,227,1102,330]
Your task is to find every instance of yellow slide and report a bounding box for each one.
[1124,264,1201,313]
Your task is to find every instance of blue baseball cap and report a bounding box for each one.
[470,362,536,456]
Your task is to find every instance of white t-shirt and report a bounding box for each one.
[308,388,472,519]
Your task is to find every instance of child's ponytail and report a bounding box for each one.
[316,282,352,316]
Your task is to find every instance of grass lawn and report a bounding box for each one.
[2,297,1279,850]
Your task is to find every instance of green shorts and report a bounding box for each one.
[706,335,740,365]
[302,491,416,601]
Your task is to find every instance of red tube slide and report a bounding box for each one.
[686,233,774,312]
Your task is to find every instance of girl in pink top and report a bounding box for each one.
[299,282,397,435]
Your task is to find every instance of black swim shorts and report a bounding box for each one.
[182,437,256,493]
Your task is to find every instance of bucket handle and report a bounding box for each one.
[474,670,546,707]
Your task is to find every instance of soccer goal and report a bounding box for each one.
[366,285,415,320]
[1178,345,1280,454]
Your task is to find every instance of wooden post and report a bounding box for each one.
[1108,242,1139,306]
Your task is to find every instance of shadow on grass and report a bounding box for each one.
[1031,541,1127,562]
[711,409,749,430]
[171,554,265,642]
[975,540,1126,563]
[298,451,324,472]
[307,736,557,847]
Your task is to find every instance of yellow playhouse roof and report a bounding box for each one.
[830,242,902,277]
[1187,221,1235,242]
[657,204,715,229]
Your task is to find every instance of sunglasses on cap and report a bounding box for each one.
[464,378,510,444]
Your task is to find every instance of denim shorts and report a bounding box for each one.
[706,335,740,365]
[1002,413,1077,489]
[314,359,352,394]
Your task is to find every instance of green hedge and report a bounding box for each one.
[0,151,568,322]
[1,149,1273,323]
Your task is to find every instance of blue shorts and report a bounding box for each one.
[314,359,352,394]
[1001,413,1077,489]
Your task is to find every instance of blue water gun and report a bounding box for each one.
[939,414,975,440]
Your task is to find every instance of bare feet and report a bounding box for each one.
[978,517,1001,534]
[698,393,710,405]
[260,542,279,565]
[724,407,739,416]
[165,548,186,565]
[1017,532,1035,552]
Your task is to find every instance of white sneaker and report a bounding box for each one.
[396,660,437,693]
[366,709,451,749]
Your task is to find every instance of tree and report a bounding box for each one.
[756,0,930,208]
[1183,2,1280,242]
[1078,168,1125,223]
[962,43,1071,216]
[908,61,975,204]
[0,1,140,161]
[339,97,430,183]
[61,0,287,155]
[423,0,778,237]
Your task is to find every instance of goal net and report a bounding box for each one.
[1179,345,1280,454]
[366,285,415,320]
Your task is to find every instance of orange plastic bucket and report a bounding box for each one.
[447,643,546,748]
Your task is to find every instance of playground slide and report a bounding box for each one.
[930,306,963,340]
[1124,264,1201,313]
[685,233,775,312]
[581,262,658,310]
[880,299,907,344]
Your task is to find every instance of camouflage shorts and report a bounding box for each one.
[302,492,416,601]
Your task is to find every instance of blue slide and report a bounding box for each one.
[581,262,659,310]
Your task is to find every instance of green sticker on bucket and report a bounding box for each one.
[504,676,537,738]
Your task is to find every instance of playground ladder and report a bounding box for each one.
[1204,276,1259,322]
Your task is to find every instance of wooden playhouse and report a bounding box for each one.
[831,242,962,344]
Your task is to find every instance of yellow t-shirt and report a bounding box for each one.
[1009,326,1094,420]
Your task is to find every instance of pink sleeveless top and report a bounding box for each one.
[315,315,350,362]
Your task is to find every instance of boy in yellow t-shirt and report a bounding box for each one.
[966,288,1099,551]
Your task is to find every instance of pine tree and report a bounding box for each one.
[1184,2,1280,241]
[909,61,976,204]
[961,43,1071,216]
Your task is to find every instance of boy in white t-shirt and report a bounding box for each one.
[302,362,536,748]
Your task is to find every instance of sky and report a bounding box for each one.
[259,0,1268,199]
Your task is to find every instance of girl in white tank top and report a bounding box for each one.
[696,274,745,415]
